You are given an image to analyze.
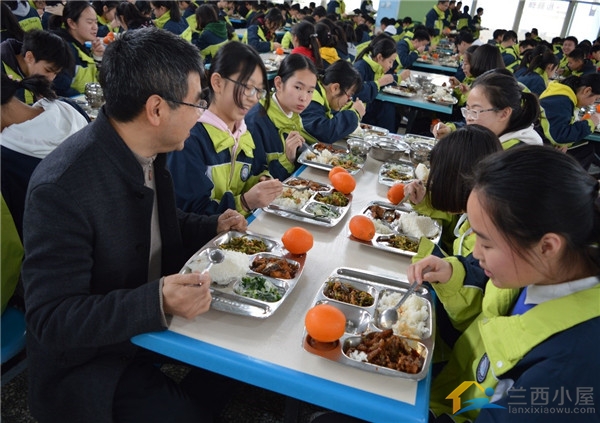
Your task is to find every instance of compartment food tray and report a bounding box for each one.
[297,143,365,175]
[378,162,415,186]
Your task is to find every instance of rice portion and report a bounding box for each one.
[400,212,438,238]
[272,188,312,210]
[186,250,249,285]
[348,350,368,362]
[372,218,395,234]
[415,163,429,182]
[376,292,429,339]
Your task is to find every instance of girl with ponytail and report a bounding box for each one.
[290,20,323,70]
[516,45,559,96]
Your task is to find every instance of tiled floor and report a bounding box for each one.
[1,358,326,423]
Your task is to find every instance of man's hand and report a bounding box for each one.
[216,208,247,233]
[162,272,212,319]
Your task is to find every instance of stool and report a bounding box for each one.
[1,306,26,364]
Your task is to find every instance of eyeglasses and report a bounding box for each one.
[222,76,267,100]
[460,107,499,120]
[164,98,208,110]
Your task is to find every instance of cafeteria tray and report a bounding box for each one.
[262,177,352,227]
[402,134,437,146]
[382,85,417,98]
[180,230,305,318]
[378,162,415,186]
[302,267,435,381]
[425,95,458,106]
[349,202,441,257]
[349,123,390,139]
[297,143,365,175]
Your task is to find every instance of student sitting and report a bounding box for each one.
[242,8,283,53]
[516,45,559,96]
[191,4,230,65]
[396,29,431,69]
[289,20,324,69]
[563,48,597,77]
[150,1,188,35]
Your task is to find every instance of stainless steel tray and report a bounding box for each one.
[180,230,305,318]
[349,123,390,139]
[349,202,441,257]
[378,162,415,187]
[262,177,351,227]
[402,134,437,146]
[382,85,417,98]
[297,143,365,175]
[302,267,435,381]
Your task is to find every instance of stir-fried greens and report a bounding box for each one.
[220,236,269,254]
[235,276,283,302]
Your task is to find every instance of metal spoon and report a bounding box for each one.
[185,249,225,287]
[376,281,419,330]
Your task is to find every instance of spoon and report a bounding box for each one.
[185,248,225,287]
[376,281,419,330]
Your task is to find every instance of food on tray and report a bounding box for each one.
[251,256,299,279]
[367,205,398,222]
[305,149,363,171]
[383,84,417,97]
[382,165,413,182]
[384,235,419,252]
[400,212,439,238]
[220,236,269,254]
[346,329,424,374]
[285,178,329,191]
[272,187,313,210]
[415,163,429,182]
[281,226,313,255]
[313,191,349,207]
[426,87,457,104]
[234,275,283,302]
[387,183,406,205]
[330,172,356,194]
[349,215,376,241]
[305,303,346,343]
[323,279,374,306]
[305,202,340,218]
[377,293,429,339]
[360,123,388,136]
[187,250,248,285]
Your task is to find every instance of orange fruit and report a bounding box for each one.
[349,215,376,241]
[305,304,346,343]
[275,47,284,55]
[328,165,348,180]
[387,183,406,205]
[281,226,313,255]
[330,172,356,194]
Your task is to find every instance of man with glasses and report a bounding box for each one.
[21,27,246,423]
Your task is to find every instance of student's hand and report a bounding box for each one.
[273,42,282,50]
[404,180,426,205]
[377,74,395,87]
[216,208,247,233]
[91,38,105,57]
[416,44,427,54]
[245,179,283,209]
[407,256,453,285]
[162,272,213,319]
[284,131,305,162]
[449,76,460,88]
[442,27,451,35]
[433,122,451,139]
[353,99,366,118]
[398,69,411,82]
[590,113,600,127]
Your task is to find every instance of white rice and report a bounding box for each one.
[376,292,429,339]
[348,350,368,362]
[400,212,438,238]
[372,218,395,234]
[272,188,312,210]
[414,163,429,182]
[186,250,249,285]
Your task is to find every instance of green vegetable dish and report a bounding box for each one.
[235,276,283,302]
[220,236,269,254]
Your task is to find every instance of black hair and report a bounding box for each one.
[1,3,25,42]
[62,1,95,27]
[291,20,323,70]
[260,7,284,28]
[321,59,362,96]
[1,73,57,105]
[561,74,600,95]
[492,29,505,40]
[91,1,120,17]
[455,29,473,45]
[355,33,396,62]
[115,2,151,30]
[99,27,203,122]
[277,53,318,83]
[470,145,600,274]
[524,45,558,75]
[471,69,540,136]
[150,1,182,22]
[567,48,586,61]
[195,4,218,30]
[402,16,412,25]
[563,36,579,46]
[208,41,268,109]
[412,29,431,42]
[502,30,517,43]
[315,21,335,48]
[591,44,600,54]
[552,37,563,45]
[469,44,505,78]
[428,124,502,213]
[312,6,326,18]
[519,38,537,50]
[21,30,74,74]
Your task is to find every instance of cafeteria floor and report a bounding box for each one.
[1,355,327,422]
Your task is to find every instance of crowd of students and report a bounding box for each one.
[1,1,600,423]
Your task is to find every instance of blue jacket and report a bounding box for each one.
[191,21,228,63]
[354,58,381,103]
[167,122,268,216]
[396,39,419,69]
[244,24,272,53]
[21,110,220,423]
[300,82,360,143]
[517,71,546,96]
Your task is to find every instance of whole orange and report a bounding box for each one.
[349,215,376,241]
[281,226,314,255]
[387,183,406,205]
[330,172,356,194]
[305,304,346,343]
[328,165,348,180]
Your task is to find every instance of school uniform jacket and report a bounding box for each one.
[243,24,272,53]
[396,39,419,69]
[21,110,220,423]
[52,30,98,97]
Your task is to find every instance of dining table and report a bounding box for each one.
[131,152,434,423]
[410,60,459,76]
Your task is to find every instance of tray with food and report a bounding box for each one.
[382,84,417,98]
[349,123,390,139]
[302,267,435,381]
[424,87,458,106]
[378,162,415,186]
[297,143,365,175]
[350,202,441,257]
[262,177,352,227]
[402,134,437,146]
[180,230,305,318]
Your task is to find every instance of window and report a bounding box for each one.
[518,1,570,41]
[471,0,521,42]
[568,2,600,42]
